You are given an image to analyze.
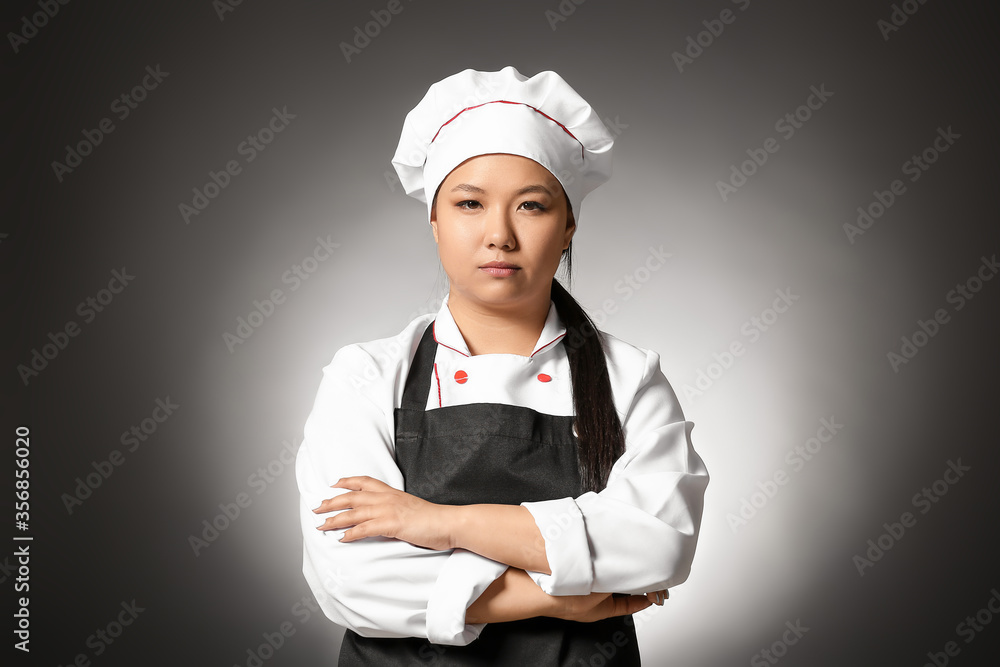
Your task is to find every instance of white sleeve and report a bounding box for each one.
[520,348,709,595]
[296,345,508,645]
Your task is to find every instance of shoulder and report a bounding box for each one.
[598,330,685,424]
[322,312,435,399]
[599,329,659,388]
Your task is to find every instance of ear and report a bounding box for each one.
[429,193,441,244]
[563,208,577,250]
[429,209,439,244]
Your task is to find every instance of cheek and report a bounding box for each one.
[435,229,472,267]
[531,228,569,260]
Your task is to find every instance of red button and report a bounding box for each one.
[454,370,468,384]
[537,373,551,383]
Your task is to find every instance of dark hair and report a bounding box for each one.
[552,210,626,493]
[430,189,625,492]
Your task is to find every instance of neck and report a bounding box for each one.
[446,289,551,357]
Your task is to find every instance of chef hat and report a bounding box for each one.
[392,66,614,223]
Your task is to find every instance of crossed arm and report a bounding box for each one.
[311,475,662,624]
[299,344,707,641]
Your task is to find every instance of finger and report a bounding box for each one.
[333,476,389,492]
[316,511,355,532]
[339,525,364,542]
[644,590,668,605]
[323,506,382,532]
[339,518,394,543]
[312,490,376,514]
[616,595,652,616]
[311,488,359,513]
[629,595,654,614]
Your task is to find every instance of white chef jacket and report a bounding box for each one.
[296,293,709,646]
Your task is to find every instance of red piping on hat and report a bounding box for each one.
[431,100,585,162]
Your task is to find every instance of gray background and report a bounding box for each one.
[4,0,999,665]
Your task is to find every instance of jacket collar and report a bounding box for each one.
[432,293,567,358]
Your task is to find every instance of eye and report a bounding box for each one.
[519,201,547,212]
[456,200,481,210]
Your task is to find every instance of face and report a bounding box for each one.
[430,153,575,310]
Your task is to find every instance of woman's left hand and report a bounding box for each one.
[313,476,455,551]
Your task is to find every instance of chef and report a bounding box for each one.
[296,66,709,666]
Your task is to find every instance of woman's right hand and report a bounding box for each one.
[467,569,666,625]
[550,589,660,623]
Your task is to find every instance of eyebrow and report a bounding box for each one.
[449,183,554,196]
[514,184,554,197]
[450,183,486,194]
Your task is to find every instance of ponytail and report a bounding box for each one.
[551,252,626,493]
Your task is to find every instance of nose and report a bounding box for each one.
[484,206,516,250]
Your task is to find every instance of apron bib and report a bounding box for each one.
[338,321,640,666]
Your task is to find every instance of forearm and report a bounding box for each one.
[464,568,555,624]
[449,504,550,574]
[465,567,659,625]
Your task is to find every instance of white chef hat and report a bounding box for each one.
[391,66,614,223]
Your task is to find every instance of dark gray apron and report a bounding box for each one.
[338,321,640,666]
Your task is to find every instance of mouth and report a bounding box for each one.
[479,261,520,277]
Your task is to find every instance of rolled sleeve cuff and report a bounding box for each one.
[521,497,593,595]
[426,549,508,646]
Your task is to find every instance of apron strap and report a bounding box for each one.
[400,320,437,410]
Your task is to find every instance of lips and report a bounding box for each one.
[480,261,520,269]
[479,260,520,277]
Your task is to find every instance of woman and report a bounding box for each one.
[296,66,709,666]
